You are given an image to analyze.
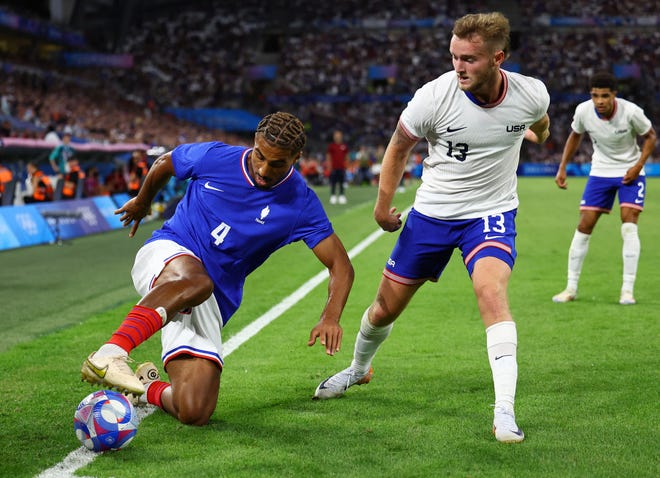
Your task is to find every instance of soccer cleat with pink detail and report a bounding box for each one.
[552,288,577,303]
[619,290,636,305]
[313,367,373,399]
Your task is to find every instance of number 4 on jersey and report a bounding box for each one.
[211,222,231,245]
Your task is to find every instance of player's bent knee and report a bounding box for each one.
[175,397,216,426]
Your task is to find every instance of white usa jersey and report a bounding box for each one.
[399,70,549,219]
[571,97,652,178]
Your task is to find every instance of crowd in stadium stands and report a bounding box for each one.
[0,0,657,201]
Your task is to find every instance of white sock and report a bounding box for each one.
[350,308,393,376]
[567,230,591,291]
[621,223,640,292]
[486,321,518,413]
[95,343,129,358]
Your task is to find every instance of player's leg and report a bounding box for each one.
[552,209,601,302]
[471,258,523,443]
[153,356,221,426]
[463,212,523,442]
[619,208,641,304]
[329,170,338,203]
[137,288,225,425]
[82,241,213,395]
[338,169,347,204]
[554,177,615,302]
[314,209,449,399]
[313,277,421,399]
[618,177,644,304]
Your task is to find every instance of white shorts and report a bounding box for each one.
[131,239,224,370]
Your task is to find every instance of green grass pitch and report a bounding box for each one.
[0,177,658,477]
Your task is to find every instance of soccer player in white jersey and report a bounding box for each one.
[313,12,550,444]
[81,112,354,426]
[552,72,656,305]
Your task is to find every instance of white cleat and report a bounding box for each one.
[552,288,577,303]
[338,195,347,204]
[81,353,145,396]
[313,367,373,400]
[493,407,525,443]
[329,195,337,204]
[619,290,636,305]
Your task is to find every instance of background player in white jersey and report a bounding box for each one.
[81,112,355,426]
[313,12,550,444]
[552,72,656,305]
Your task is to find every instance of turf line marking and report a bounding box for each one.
[37,207,410,478]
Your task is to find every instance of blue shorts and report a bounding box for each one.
[581,175,646,213]
[383,208,517,284]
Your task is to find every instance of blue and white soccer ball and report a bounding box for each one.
[73,390,138,452]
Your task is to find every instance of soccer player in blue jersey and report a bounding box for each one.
[552,72,656,305]
[81,112,354,425]
[313,12,550,443]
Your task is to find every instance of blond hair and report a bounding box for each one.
[452,12,511,59]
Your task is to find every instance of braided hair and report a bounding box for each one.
[255,112,306,153]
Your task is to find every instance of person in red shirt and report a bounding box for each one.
[326,130,349,204]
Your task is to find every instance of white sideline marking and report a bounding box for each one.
[37,209,409,478]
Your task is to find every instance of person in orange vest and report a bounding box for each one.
[0,163,13,200]
[23,162,54,203]
[127,150,149,197]
[61,158,86,200]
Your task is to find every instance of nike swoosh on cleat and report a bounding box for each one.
[446,126,467,133]
[86,360,108,378]
[495,354,512,360]
[204,181,224,192]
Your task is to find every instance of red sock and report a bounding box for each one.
[107,305,163,353]
[146,381,171,409]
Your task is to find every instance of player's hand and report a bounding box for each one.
[555,170,568,189]
[115,198,151,237]
[374,206,402,232]
[622,164,642,185]
[308,320,343,356]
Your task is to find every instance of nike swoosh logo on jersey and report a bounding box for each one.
[204,181,224,192]
[634,198,644,204]
[85,359,108,378]
[446,126,467,133]
[485,234,505,240]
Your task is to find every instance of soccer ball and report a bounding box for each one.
[73,390,138,452]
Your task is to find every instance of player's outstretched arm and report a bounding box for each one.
[115,151,175,237]
[307,233,354,355]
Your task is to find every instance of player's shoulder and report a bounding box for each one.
[414,71,456,95]
[504,70,547,93]
[175,141,247,158]
[615,97,645,115]
[574,100,592,115]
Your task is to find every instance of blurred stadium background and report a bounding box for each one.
[0,0,658,248]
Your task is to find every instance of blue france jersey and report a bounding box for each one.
[146,141,333,324]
